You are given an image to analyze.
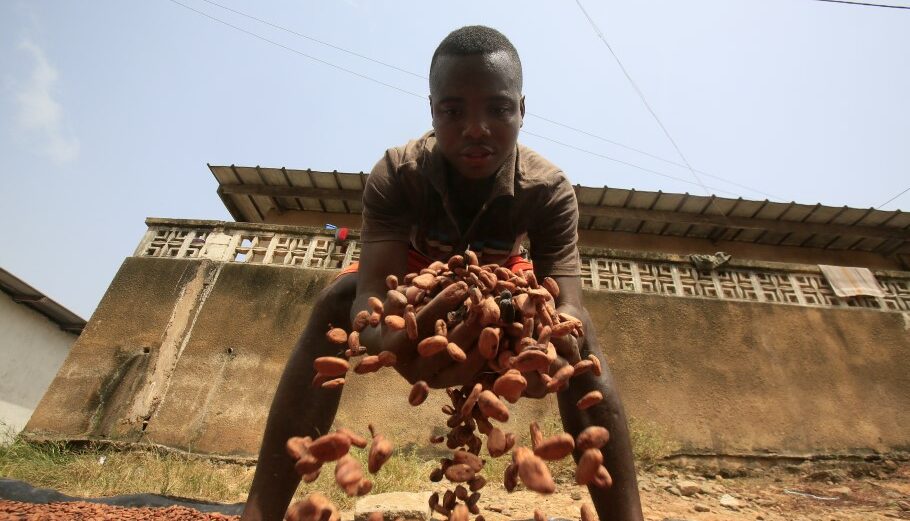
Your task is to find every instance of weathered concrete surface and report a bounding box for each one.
[24,257,910,458]
[353,492,430,521]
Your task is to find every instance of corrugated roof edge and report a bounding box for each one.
[0,267,87,334]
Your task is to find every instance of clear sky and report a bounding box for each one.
[1,0,908,318]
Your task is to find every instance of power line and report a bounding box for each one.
[574,0,711,197]
[181,0,783,200]
[809,0,910,9]
[163,0,759,199]
[877,186,910,209]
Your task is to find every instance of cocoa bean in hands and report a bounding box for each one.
[326,328,348,344]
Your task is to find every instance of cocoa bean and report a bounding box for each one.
[448,254,465,270]
[504,462,519,492]
[377,350,397,367]
[429,467,444,482]
[516,450,555,494]
[534,433,575,461]
[408,381,429,406]
[510,349,549,373]
[369,311,382,327]
[286,436,312,460]
[320,377,345,389]
[450,504,469,521]
[453,449,484,472]
[576,426,610,451]
[573,359,594,377]
[487,426,507,457]
[478,327,500,359]
[384,315,406,330]
[367,297,384,315]
[529,422,543,450]
[592,465,613,489]
[550,321,575,338]
[326,328,348,344]
[308,432,351,462]
[405,307,418,340]
[406,286,425,306]
[334,455,363,493]
[337,428,368,448]
[313,357,349,377]
[580,504,597,521]
[435,318,448,337]
[352,310,370,331]
[575,448,603,485]
[446,342,467,362]
[286,493,338,521]
[492,370,526,404]
[354,355,383,375]
[412,273,437,291]
[588,354,602,377]
[385,274,399,290]
[443,490,456,510]
[368,512,382,521]
[302,469,320,483]
[368,434,392,474]
[460,383,483,419]
[454,485,468,500]
[417,335,448,357]
[576,390,604,410]
[444,463,476,482]
[294,453,322,476]
[533,509,546,521]
[477,390,509,423]
[464,250,479,266]
[478,297,500,326]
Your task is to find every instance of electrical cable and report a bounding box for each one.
[164,0,779,200]
[574,0,712,197]
[877,186,910,209]
[809,0,910,9]
[183,0,784,200]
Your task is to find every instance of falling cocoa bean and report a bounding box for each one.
[417,335,448,357]
[377,350,397,367]
[529,422,543,450]
[453,449,484,472]
[444,463,476,483]
[592,465,613,489]
[575,448,603,485]
[576,426,610,451]
[326,328,348,344]
[405,307,418,340]
[503,462,519,492]
[384,315,406,330]
[576,390,604,410]
[385,274,399,290]
[308,432,351,462]
[337,428,368,448]
[514,447,555,494]
[446,342,467,362]
[409,381,430,406]
[587,354,602,377]
[493,370,526,404]
[286,436,312,460]
[352,310,370,332]
[533,509,546,521]
[580,504,597,521]
[368,427,393,474]
[354,355,383,374]
[320,377,345,389]
[285,493,339,521]
[477,390,509,422]
[534,433,575,461]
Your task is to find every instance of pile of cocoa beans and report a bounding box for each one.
[285,251,612,521]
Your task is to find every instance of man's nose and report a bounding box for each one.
[463,117,490,139]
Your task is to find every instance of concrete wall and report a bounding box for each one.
[25,257,910,459]
[0,292,77,440]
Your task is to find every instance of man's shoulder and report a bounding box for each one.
[516,142,567,188]
[384,131,436,172]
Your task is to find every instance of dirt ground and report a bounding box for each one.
[1,459,908,520]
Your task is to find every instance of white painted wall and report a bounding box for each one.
[0,292,77,441]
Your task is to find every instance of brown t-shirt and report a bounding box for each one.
[361,131,581,278]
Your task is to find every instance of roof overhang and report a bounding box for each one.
[0,268,86,334]
[210,164,910,256]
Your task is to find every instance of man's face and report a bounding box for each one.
[430,52,525,180]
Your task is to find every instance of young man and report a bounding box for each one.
[242,26,644,521]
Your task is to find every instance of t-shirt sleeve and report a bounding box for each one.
[527,172,582,277]
[360,149,412,243]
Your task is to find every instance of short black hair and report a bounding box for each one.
[430,25,523,91]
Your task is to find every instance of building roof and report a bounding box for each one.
[210,164,910,257]
[0,268,87,334]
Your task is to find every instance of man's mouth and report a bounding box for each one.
[460,146,495,166]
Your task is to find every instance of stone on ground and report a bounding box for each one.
[354,492,430,521]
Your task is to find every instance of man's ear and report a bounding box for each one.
[428,95,435,118]
[519,95,526,127]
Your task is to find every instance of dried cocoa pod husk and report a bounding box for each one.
[368,434,393,474]
[369,311,382,327]
[493,370,527,404]
[576,390,604,410]
[337,428,368,448]
[321,377,345,389]
[592,465,613,489]
[503,462,519,492]
[529,422,543,451]
[313,357,350,377]
[510,349,550,373]
[354,355,383,374]
[326,328,348,344]
[352,310,370,332]
[408,381,429,406]
[453,449,484,472]
[446,342,467,362]
[285,493,338,521]
[405,307,418,341]
[309,432,351,462]
[580,504,597,521]
[573,359,595,377]
[478,327,500,359]
[534,433,575,461]
[384,315,406,330]
[576,426,610,451]
[487,427,507,457]
[450,504,470,521]
[444,463,476,482]
[464,250,479,266]
[477,390,509,422]
[418,335,448,357]
[286,436,313,460]
[385,274,399,290]
[576,448,603,485]
[515,449,555,494]
[533,509,546,521]
[588,354,602,377]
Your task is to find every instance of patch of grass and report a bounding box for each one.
[628,416,672,462]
